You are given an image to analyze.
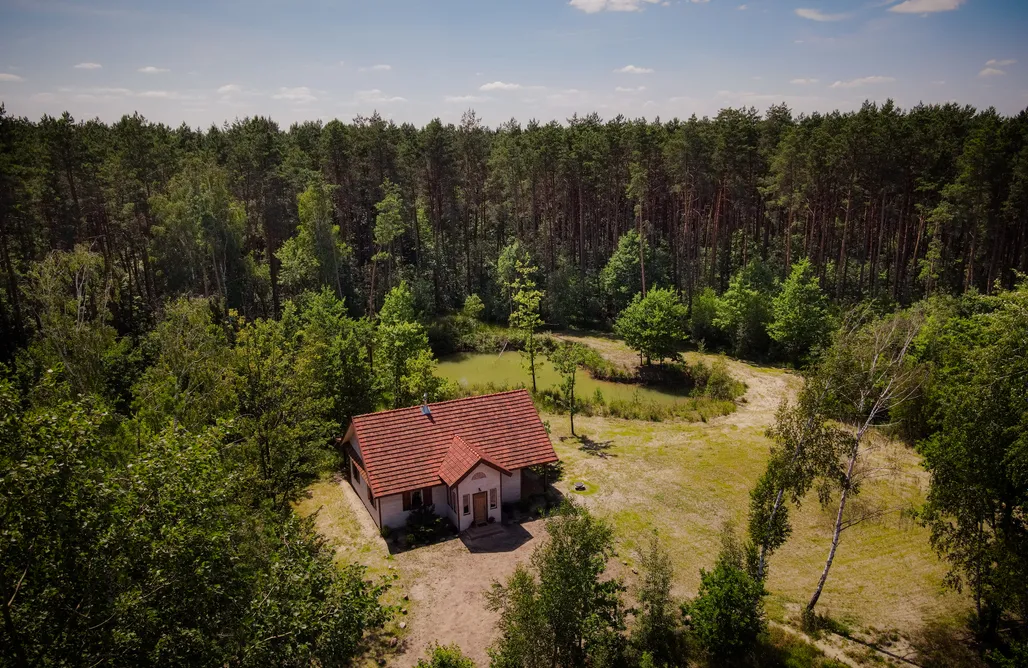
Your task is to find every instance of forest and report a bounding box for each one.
[0,100,1026,666]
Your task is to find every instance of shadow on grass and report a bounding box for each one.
[576,434,616,457]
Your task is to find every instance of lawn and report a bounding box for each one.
[297,337,969,665]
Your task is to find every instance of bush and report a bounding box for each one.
[687,530,766,662]
[415,643,476,667]
[406,504,445,546]
[690,287,722,346]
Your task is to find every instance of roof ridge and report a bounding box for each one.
[351,389,531,421]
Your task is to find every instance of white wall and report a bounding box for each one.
[501,469,522,504]
[347,448,379,527]
[455,463,504,532]
[379,483,451,530]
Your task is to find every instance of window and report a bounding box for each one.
[367,484,374,504]
[411,489,423,509]
[462,494,471,515]
[472,471,487,481]
[489,488,497,509]
[403,487,432,511]
[450,488,457,510]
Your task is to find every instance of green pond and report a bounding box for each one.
[437,352,691,406]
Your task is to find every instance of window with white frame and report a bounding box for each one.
[462,494,470,515]
[489,487,497,509]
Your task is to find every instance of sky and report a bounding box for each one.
[1,0,1026,128]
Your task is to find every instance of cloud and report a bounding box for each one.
[986,59,1016,67]
[136,90,201,100]
[569,0,660,13]
[978,67,1005,77]
[829,75,895,88]
[360,64,392,72]
[737,4,747,9]
[356,89,406,103]
[138,66,169,74]
[73,62,102,69]
[795,8,850,21]
[218,84,243,94]
[888,0,965,13]
[614,65,654,74]
[615,85,646,92]
[790,78,819,84]
[0,73,24,82]
[273,86,317,103]
[480,81,522,91]
[444,94,490,103]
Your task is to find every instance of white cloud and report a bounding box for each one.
[218,83,242,94]
[480,81,522,91]
[138,66,169,74]
[0,73,24,82]
[444,94,490,103]
[888,0,965,13]
[737,4,747,9]
[356,89,406,103]
[569,0,660,13]
[360,64,392,72]
[136,90,201,100]
[986,59,1016,67]
[273,86,317,103]
[790,78,819,84]
[829,75,895,88]
[614,65,654,74]
[795,8,850,21]
[978,68,1005,78]
[73,62,102,69]
[615,85,646,92]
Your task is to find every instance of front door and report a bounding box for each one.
[473,492,488,526]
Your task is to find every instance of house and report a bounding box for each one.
[341,389,558,532]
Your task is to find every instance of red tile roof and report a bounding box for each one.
[438,435,511,487]
[346,390,558,498]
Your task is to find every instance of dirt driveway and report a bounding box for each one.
[297,477,546,667]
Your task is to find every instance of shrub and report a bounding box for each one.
[690,287,722,346]
[406,504,445,546]
[415,643,476,668]
[687,530,766,662]
[704,357,743,401]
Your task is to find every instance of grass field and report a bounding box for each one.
[438,350,694,404]
[298,335,970,665]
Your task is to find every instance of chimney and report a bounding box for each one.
[421,392,431,416]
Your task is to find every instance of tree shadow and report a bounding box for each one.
[460,522,535,553]
[576,434,616,458]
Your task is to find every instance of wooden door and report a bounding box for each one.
[473,492,488,526]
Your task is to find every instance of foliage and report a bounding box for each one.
[132,296,236,433]
[689,287,722,348]
[406,504,446,546]
[233,312,335,508]
[488,501,627,667]
[632,535,684,667]
[599,230,669,319]
[0,375,387,666]
[508,258,545,393]
[378,281,443,407]
[547,340,586,435]
[415,643,476,668]
[768,259,831,364]
[687,528,767,662]
[748,377,848,580]
[613,287,688,365]
[277,178,351,299]
[714,260,776,359]
[913,283,1028,634]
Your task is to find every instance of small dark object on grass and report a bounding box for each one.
[574,482,587,491]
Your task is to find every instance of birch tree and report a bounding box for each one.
[805,307,924,618]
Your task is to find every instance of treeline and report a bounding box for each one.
[2,102,1028,362]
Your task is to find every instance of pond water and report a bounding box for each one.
[436,351,691,406]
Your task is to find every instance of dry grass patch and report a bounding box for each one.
[547,408,968,644]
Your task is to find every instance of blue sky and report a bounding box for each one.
[1,0,1026,127]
